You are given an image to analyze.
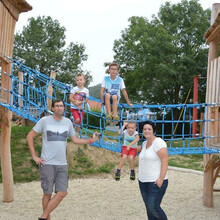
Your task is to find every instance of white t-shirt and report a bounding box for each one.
[123,130,139,149]
[70,86,89,109]
[138,137,168,182]
[33,115,75,165]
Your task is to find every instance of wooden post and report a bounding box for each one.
[192,75,198,136]
[203,155,216,207]
[203,3,220,208]
[18,71,27,126]
[0,61,14,202]
[219,112,220,143]
[0,0,32,203]
[47,70,56,111]
[199,112,203,136]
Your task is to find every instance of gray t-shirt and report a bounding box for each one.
[33,115,75,165]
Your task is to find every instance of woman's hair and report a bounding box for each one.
[143,121,156,133]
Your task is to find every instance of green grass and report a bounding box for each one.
[70,146,115,176]
[167,139,204,171]
[0,125,206,183]
[169,154,203,171]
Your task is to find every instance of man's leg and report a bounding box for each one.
[41,191,67,219]
[42,194,52,220]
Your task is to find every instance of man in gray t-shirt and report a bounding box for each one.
[27,99,99,220]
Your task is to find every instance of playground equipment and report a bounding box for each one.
[203,3,220,207]
[0,0,32,202]
[0,0,219,208]
[0,55,219,155]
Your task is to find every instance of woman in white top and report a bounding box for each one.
[138,121,168,220]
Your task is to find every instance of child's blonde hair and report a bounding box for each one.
[127,122,137,128]
[75,73,86,80]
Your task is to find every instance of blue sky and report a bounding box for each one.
[15,0,216,86]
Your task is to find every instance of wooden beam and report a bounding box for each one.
[1,0,32,21]
[47,70,56,112]
[212,163,220,186]
[204,155,216,172]
[206,23,220,44]
[0,61,14,202]
[203,155,216,207]
[213,159,220,170]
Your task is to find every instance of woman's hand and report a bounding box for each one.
[155,177,163,188]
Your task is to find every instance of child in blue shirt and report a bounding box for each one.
[100,63,132,121]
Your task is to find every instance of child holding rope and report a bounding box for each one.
[69,73,89,133]
[115,121,139,181]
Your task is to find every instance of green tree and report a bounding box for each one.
[113,0,211,104]
[13,16,91,85]
[89,84,101,99]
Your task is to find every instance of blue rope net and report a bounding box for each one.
[0,55,219,155]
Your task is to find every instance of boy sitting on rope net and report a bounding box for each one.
[100,62,133,122]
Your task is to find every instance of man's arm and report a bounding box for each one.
[26,129,45,165]
[122,89,132,106]
[70,132,99,144]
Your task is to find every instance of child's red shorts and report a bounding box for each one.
[121,146,137,157]
[70,108,84,124]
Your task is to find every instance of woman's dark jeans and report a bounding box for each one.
[139,179,168,220]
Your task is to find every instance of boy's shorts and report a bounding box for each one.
[40,164,68,194]
[70,108,84,123]
[121,146,137,157]
[103,93,119,105]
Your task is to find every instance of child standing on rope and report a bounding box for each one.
[115,121,139,181]
[69,73,89,133]
[100,62,132,121]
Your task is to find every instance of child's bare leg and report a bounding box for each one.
[105,93,111,115]
[129,155,135,170]
[129,155,136,180]
[112,95,118,117]
[74,119,80,133]
[118,154,128,169]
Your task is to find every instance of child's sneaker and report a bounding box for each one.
[112,114,119,125]
[113,114,119,121]
[130,171,135,180]
[106,114,112,120]
[115,172,120,181]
